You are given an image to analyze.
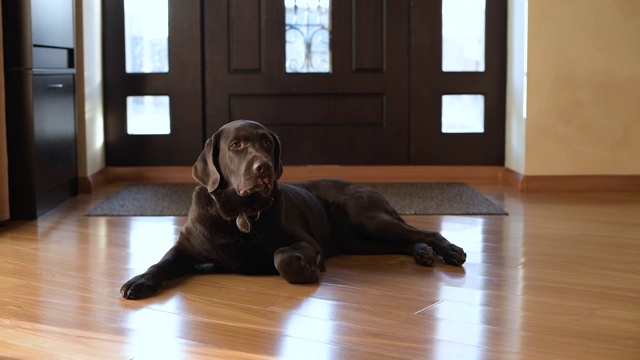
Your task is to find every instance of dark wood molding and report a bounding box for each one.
[105,165,506,185]
[78,167,111,193]
[504,168,640,192]
[501,167,525,190]
[519,174,640,192]
[81,166,640,193]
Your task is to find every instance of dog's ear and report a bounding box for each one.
[270,129,283,180]
[192,135,221,192]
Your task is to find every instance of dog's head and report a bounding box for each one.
[192,120,283,200]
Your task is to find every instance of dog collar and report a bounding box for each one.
[236,197,273,233]
[236,212,257,233]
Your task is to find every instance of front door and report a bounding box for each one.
[102,0,506,166]
[204,0,410,165]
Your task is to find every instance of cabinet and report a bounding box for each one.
[2,0,78,219]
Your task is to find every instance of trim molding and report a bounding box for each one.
[280,165,505,183]
[107,166,195,183]
[80,166,640,192]
[518,174,640,192]
[106,165,506,185]
[78,167,111,193]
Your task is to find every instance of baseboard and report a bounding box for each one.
[107,166,196,183]
[78,167,111,193]
[81,166,640,192]
[105,165,506,185]
[518,174,640,192]
[500,167,525,189]
[280,165,505,183]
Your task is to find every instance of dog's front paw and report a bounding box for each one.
[120,274,161,299]
[274,249,320,284]
[413,243,436,266]
[439,244,467,266]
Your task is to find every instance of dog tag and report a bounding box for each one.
[236,212,251,233]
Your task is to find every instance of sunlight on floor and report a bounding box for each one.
[279,299,336,359]
[126,218,182,270]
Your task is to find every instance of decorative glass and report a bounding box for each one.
[126,96,171,135]
[285,0,331,73]
[441,95,485,133]
[442,0,486,72]
[124,0,169,73]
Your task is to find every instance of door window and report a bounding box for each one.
[442,0,486,72]
[441,95,485,134]
[124,0,169,73]
[284,0,331,73]
[126,96,171,135]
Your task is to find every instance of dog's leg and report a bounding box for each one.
[120,246,198,299]
[274,241,322,284]
[347,212,467,266]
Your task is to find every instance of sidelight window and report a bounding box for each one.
[126,96,171,135]
[442,0,486,72]
[124,0,169,73]
[441,95,485,133]
[284,0,331,73]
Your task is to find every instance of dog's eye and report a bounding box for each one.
[230,141,242,149]
[264,139,273,147]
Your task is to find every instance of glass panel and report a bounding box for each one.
[285,0,331,73]
[442,0,486,72]
[124,0,169,73]
[127,96,171,135]
[442,95,485,133]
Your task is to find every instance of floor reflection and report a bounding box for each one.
[125,301,184,359]
[278,298,336,359]
[127,218,182,270]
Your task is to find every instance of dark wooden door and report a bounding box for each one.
[410,0,507,165]
[102,0,203,165]
[102,0,506,166]
[203,0,410,165]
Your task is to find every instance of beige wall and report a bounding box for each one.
[521,0,640,175]
[76,0,105,178]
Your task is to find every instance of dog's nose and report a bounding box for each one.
[253,161,272,175]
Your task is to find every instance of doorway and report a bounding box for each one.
[103,0,506,166]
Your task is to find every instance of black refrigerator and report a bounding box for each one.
[2,0,78,219]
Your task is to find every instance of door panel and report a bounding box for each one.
[203,0,410,165]
[410,0,507,165]
[102,0,202,166]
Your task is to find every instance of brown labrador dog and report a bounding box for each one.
[121,120,466,299]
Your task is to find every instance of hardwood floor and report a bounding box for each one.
[1,178,639,359]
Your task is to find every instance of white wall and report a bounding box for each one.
[505,0,527,174]
[76,0,105,178]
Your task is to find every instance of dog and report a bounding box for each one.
[120,120,466,299]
